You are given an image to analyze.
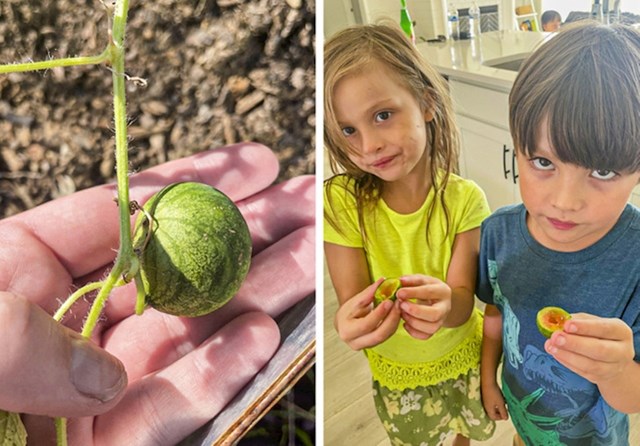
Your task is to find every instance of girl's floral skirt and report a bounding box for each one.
[372,367,495,446]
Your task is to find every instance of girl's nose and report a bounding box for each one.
[360,129,382,155]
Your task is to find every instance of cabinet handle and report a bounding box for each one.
[502,145,510,179]
[511,148,519,184]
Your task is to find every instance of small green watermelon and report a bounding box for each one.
[536,306,571,338]
[373,278,402,307]
[133,182,251,317]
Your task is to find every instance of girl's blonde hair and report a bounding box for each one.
[324,22,459,244]
[510,20,640,173]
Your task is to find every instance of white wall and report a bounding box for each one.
[324,0,357,38]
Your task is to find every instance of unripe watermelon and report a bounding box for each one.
[133,182,251,317]
[374,277,402,307]
[536,306,571,338]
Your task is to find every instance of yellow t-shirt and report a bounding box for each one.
[324,172,491,390]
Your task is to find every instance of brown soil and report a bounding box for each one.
[0,0,315,217]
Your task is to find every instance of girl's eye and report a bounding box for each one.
[531,157,554,170]
[375,111,391,123]
[591,169,617,180]
[341,126,355,137]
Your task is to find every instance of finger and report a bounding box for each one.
[546,332,634,376]
[563,316,632,342]
[0,292,126,417]
[397,283,448,302]
[485,404,500,420]
[400,299,448,339]
[348,278,385,316]
[401,298,449,339]
[338,297,393,342]
[497,403,509,420]
[349,302,402,350]
[238,175,314,255]
[0,224,76,316]
[102,225,314,379]
[402,318,441,340]
[550,320,634,362]
[399,274,441,287]
[94,312,280,446]
[2,143,279,286]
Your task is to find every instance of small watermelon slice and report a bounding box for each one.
[536,306,571,338]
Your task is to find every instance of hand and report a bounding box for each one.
[545,313,636,385]
[0,143,315,445]
[395,274,452,340]
[334,278,402,350]
[481,381,509,421]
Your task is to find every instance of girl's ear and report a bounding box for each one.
[424,107,435,123]
[423,93,435,122]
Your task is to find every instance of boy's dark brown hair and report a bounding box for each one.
[510,20,640,173]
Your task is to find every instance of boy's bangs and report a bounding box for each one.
[549,56,640,172]
[514,22,640,173]
[544,79,640,173]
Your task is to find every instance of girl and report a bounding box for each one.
[324,23,495,446]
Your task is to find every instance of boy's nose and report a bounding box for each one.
[551,177,584,212]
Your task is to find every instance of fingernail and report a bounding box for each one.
[70,339,126,402]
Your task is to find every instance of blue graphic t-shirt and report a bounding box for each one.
[476,204,640,446]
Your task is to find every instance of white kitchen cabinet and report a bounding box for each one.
[457,115,520,210]
[449,79,520,210]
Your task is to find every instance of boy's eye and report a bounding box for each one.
[591,169,617,180]
[531,157,554,170]
[375,111,391,122]
[341,126,355,137]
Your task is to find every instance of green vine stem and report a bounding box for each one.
[1,1,136,445]
[52,281,105,322]
[0,51,109,74]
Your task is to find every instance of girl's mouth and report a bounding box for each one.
[371,155,396,169]
[548,218,577,230]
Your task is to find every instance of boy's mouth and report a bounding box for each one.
[548,218,577,230]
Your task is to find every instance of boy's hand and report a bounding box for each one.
[334,279,402,350]
[481,381,509,421]
[395,274,452,340]
[545,313,636,385]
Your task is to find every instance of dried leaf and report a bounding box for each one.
[0,410,27,446]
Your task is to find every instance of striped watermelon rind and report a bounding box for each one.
[133,182,252,317]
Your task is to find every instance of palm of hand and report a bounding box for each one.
[0,144,315,445]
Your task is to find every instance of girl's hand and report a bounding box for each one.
[395,274,452,340]
[481,381,509,421]
[334,279,402,350]
[545,313,636,385]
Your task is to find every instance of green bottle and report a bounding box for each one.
[400,0,416,44]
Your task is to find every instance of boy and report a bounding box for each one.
[477,21,640,446]
[541,10,561,32]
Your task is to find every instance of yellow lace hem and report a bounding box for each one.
[365,317,483,391]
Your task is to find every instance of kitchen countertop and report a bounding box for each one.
[417,30,551,92]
